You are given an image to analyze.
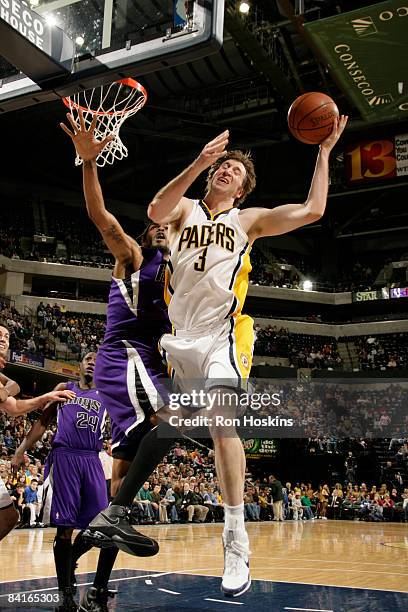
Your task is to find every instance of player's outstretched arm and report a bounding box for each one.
[82,160,143,267]
[244,116,348,241]
[60,110,142,266]
[1,388,76,416]
[11,389,60,469]
[147,130,229,225]
[60,110,143,267]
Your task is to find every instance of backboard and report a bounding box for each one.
[0,0,224,112]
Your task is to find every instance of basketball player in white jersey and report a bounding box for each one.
[147,115,348,597]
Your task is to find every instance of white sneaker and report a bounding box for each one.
[221,531,251,598]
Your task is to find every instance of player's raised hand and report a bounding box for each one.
[60,108,115,162]
[320,115,348,152]
[10,450,25,472]
[195,130,229,170]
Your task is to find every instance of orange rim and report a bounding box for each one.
[62,77,147,117]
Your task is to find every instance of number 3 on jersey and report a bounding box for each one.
[194,247,208,272]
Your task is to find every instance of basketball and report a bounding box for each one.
[287,92,339,145]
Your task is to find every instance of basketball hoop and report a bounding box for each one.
[62,77,147,167]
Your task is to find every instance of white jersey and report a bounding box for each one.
[165,200,252,332]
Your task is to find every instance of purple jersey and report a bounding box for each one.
[104,248,171,343]
[52,381,107,452]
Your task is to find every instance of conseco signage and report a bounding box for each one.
[304,0,408,122]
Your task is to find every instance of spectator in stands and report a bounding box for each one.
[389,437,407,451]
[11,485,25,523]
[395,472,404,490]
[23,479,41,527]
[291,492,303,520]
[369,485,377,500]
[345,451,356,483]
[203,485,223,522]
[368,495,383,522]
[269,475,284,521]
[351,484,361,502]
[26,337,37,354]
[26,465,39,483]
[177,483,208,523]
[390,488,399,505]
[381,461,395,490]
[382,494,395,520]
[3,430,13,450]
[258,488,273,521]
[135,482,155,521]
[317,484,330,519]
[150,484,167,523]
[244,487,260,521]
[378,484,389,499]
[395,444,408,467]
[162,486,178,523]
[301,492,315,520]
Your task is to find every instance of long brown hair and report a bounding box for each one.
[206,150,256,207]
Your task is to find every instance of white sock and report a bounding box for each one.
[224,503,248,544]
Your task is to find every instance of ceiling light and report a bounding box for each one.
[45,14,58,27]
[239,2,250,15]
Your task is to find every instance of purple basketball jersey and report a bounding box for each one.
[94,247,171,454]
[52,381,107,452]
[104,247,171,343]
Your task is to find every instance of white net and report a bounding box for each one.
[63,78,147,167]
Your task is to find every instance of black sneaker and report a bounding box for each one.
[83,505,159,557]
[55,587,77,611]
[79,587,117,612]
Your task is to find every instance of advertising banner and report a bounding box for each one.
[243,439,279,459]
[10,351,44,368]
[305,1,408,123]
[44,359,79,377]
[352,289,390,302]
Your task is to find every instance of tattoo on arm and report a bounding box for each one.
[106,224,123,243]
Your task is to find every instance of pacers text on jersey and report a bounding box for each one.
[177,222,235,253]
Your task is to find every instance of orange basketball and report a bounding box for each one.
[287,92,339,145]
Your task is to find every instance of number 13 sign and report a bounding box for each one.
[345,139,396,183]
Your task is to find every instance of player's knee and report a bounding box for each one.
[156,409,183,435]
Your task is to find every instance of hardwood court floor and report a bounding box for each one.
[1,520,407,593]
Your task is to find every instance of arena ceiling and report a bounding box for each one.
[1,0,407,240]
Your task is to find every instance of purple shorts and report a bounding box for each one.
[94,340,170,454]
[42,447,108,529]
